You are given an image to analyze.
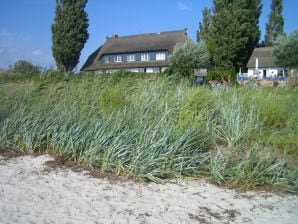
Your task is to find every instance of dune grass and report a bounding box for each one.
[0,71,297,190]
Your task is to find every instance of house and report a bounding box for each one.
[81,29,190,73]
[245,47,287,79]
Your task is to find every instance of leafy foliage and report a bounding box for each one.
[206,68,235,83]
[51,0,89,72]
[169,41,210,78]
[273,30,298,68]
[265,0,284,46]
[203,0,262,70]
[9,60,40,75]
[0,60,40,81]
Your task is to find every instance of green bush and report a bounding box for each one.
[10,60,40,75]
[0,60,41,81]
[273,30,298,68]
[169,41,210,78]
[207,67,236,84]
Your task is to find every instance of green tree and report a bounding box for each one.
[204,0,262,71]
[265,0,284,46]
[169,41,210,78]
[9,60,40,75]
[273,30,298,68]
[197,7,212,42]
[237,0,262,68]
[51,0,89,72]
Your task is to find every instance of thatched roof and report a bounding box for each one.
[194,69,207,77]
[81,29,189,71]
[246,47,276,68]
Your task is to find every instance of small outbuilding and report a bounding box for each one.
[194,68,207,85]
[246,47,287,79]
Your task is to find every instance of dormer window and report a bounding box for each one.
[127,54,136,62]
[114,55,122,62]
[141,53,150,61]
[104,56,110,63]
[156,52,166,61]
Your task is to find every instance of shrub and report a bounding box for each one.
[169,40,210,78]
[207,67,236,84]
[273,30,298,68]
[9,60,40,75]
[0,61,41,81]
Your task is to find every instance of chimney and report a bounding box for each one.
[111,34,118,39]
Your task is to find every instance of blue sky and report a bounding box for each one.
[0,0,297,70]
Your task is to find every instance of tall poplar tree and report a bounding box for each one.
[204,0,262,71]
[197,7,212,42]
[237,0,262,68]
[52,0,89,72]
[265,0,284,46]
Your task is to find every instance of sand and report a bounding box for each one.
[0,154,297,224]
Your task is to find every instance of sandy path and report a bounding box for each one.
[0,154,297,224]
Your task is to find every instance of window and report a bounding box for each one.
[156,52,166,61]
[104,56,110,63]
[141,53,150,61]
[127,54,136,62]
[146,68,160,73]
[114,55,122,62]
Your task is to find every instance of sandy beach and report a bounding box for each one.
[0,153,297,224]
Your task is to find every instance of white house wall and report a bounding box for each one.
[247,68,280,79]
[247,69,255,77]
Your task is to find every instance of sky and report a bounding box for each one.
[0,0,297,71]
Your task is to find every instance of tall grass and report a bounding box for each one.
[212,87,260,147]
[0,72,297,190]
[0,74,211,181]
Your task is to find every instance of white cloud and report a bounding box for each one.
[32,49,43,56]
[177,2,192,11]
